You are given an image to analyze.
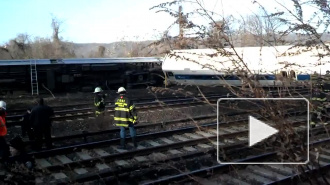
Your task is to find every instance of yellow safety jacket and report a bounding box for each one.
[114,95,137,127]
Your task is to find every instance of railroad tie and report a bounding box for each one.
[51,173,69,183]
[195,131,214,138]
[159,138,175,144]
[183,146,197,152]
[264,164,295,175]
[208,129,225,135]
[55,155,73,165]
[115,160,130,167]
[197,143,212,149]
[146,140,161,147]
[246,165,286,180]
[221,128,238,133]
[76,152,92,160]
[237,137,248,141]
[321,148,330,155]
[35,177,44,185]
[95,163,111,172]
[184,133,202,139]
[134,156,148,163]
[168,149,182,155]
[219,174,250,185]
[173,135,189,141]
[239,170,274,184]
[93,149,110,157]
[74,168,88,175]
[211,141,225,146]
[149,152,168,161]
[111,146,127,153]
[311,152,330,163]
[35,158,52,168]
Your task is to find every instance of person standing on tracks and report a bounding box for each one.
[94,87,106,117]
[114,87,138,149]
[21,107,34,140]
[0,101,10,164]
[30,98,54,150]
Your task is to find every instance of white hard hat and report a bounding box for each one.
[94,87,102,93]
[117,87,126,93]
[0,101,6,110]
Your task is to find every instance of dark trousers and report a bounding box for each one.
[33,126,52,150]
[0,136,10,162]
[22,125,35,140]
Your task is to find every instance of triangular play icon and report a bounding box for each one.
[249,116,278,147]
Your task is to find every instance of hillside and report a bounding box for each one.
[2,33,330,60]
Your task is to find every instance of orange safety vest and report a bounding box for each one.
[0,115,7,136]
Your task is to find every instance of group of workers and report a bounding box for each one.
[0,86,138,166]
[93,86,138,149]
[0,98,54,166]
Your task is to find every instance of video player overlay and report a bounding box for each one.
[217,98,308,164]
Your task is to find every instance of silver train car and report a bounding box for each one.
[161,46,329,87]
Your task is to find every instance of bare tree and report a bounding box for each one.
[150,1,322,178]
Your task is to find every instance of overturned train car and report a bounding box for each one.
[0,58,163,94]
[162,46,330,87]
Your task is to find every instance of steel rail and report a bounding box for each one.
[36,119,307,172]
[6,88,309,119]
[6,94,227,121]
[6,89,309,127]
[6,93,230,114]
[75,122,323,184]
[140,136,330,185]
[25,114,218,144]
[11,110,306,160]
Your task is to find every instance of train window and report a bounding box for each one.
[281,71,288,77]
[167,72,174,76]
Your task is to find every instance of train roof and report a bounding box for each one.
[0,57,163,66]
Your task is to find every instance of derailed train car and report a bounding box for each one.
[0,58,163,94]
[162,46,330,87]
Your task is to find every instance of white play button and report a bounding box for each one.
[249,116,278,147]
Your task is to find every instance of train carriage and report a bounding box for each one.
[162,46,330,87]
[163,47,295,87]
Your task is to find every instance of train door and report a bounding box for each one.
[289,70,297,80]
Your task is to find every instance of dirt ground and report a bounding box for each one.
[4,86,228,139]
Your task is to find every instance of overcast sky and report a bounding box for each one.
[0,0,314,45]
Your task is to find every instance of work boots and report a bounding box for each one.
[132,137,138,148]
[117,138,126,149]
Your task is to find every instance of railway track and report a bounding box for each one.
[141,133,330,185]
[21,94,306,148]
[6,109,309,184]
[78,124,325,185]
[6,88,310,127]
[6,94,223,127]
[1,88,313,184]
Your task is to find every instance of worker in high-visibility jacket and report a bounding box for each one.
[94,87,106,117]
[0,101,10,163]
[310,85,328,127]
[114,87,138,149]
